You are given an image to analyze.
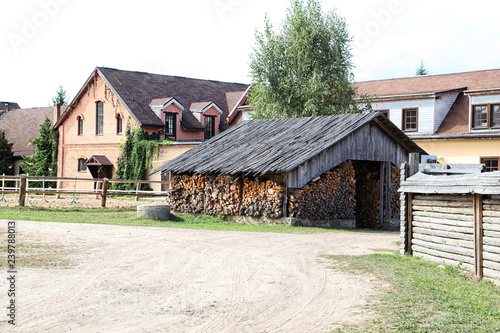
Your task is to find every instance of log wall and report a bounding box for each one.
[482,198,500,281]
[403,193,500,283]
[411,194,475,271]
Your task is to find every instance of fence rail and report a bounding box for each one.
[0,175,170,207]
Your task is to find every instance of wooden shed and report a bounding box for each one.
[399,170,500,283]
[153,112,425,228]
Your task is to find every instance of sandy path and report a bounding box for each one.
[0,220,398,332]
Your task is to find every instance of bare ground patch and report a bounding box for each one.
[0,220,398,332]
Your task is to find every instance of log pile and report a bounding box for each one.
[353,161,380,229]
[391,166,401,218]
[240,178,284,217]
[170,174,207,214]
[288,163,356,220]
[204,175,241,215]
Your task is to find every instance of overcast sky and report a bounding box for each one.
[1,0,500,108]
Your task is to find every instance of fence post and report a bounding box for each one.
[19,175,27,207]
[101,178,109,208]
[135,182,141,202]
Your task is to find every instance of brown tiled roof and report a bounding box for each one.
[0,106,56,157]
[436,93,470,135]
[190,101,213,112]
[0,102,21,119]
[225,91,246,115]
[97,67,249,130]
[356,68,500,97]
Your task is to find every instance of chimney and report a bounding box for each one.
[53,104,61,125]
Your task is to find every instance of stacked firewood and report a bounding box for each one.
[288,163,356,220]
[353,162,380,229]
[239,178,284,217]
[169,174,207,213]
[204,175,241,215]
[391,166,401,218]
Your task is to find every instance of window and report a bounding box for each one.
[165,113,176,136]
[96,101,104,135]
[402,108,418,132]
[472,104,500,129]
[481,157,499,172]
[77,158,87,172]
[204,116,215,140]
[375,109,389,118]
[116,114,123,135]
[77,116,83,136]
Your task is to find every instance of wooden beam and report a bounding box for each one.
[473,193,484,278]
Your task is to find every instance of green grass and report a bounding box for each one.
[0,206,370,234]
[326,254,500,332]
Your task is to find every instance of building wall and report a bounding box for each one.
[148,143,199,191]
[58,74,136,185]
[415,138,500,164]
[372,98,435,134]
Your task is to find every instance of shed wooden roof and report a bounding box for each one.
[153,112,425,176]
[400,171,500,195]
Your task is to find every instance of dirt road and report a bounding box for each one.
[0,220,398,332]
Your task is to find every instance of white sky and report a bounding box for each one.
[1,0,500,108]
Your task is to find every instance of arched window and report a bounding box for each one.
[77,158,87,172]
[116,114,123,135]
[77,116,83,136]
[96,101,104,135]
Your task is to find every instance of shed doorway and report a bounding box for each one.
[85,155,113,190]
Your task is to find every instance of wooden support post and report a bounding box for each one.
[405,193,413,255]
[379,162,385,227]
[19,175,27,207]
[473,193,483,279]
[283,173,288,218]
[56,179,61,199]
[135,182,141,201]
[101,178,109,208]
[238,173,244,215]
[408,153,420,177]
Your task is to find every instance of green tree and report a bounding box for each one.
[249,0,363,119]
[415,59,429,76]
[52,84,68,105]
[22,117,59,180]
[0,130,14,175]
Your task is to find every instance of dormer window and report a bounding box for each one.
[165,112,176,136]
[473,104,500,129]
[204,115,215,139]
[402,108,418,132]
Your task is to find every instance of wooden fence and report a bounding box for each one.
[0,175,170,208]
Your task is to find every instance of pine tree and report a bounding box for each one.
[0,130,14,175]
[415,60,429,76]
[52,84,68,105]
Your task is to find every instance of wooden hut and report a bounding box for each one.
[399,170,500,283]
[153,112,425,228]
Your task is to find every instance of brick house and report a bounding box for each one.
[0,104,64,175]
[355,68,500,170]
[54,67,249,187]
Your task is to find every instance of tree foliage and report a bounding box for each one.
[52,84,68,105]
[415,59,429,76]
[113,123,170,190]
[22,117,59,179]
[0,130,14,175]
[249,0,364,119]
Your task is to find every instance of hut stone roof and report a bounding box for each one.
[153,112,425,176]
